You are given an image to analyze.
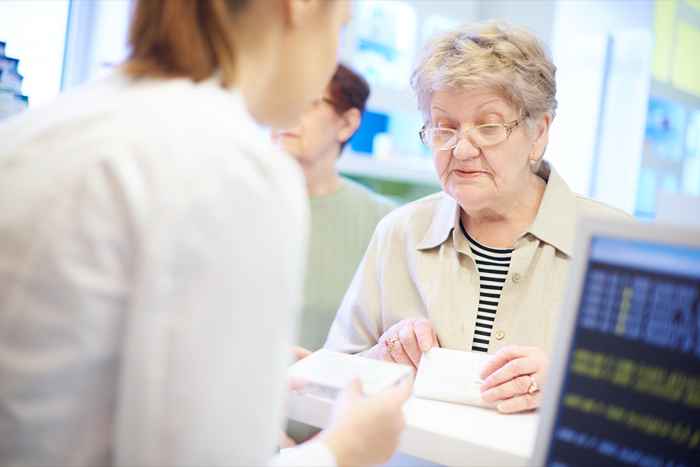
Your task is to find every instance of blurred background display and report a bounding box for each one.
[1,0,699,219]
[350,1,416,91]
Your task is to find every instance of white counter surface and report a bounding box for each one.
[287,392,538,467]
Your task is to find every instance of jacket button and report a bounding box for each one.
[495,330,505,340]
[512,273,522,283]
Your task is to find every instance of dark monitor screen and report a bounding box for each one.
[545,236,700,467]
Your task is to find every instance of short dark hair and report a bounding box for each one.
[327,64,370,151]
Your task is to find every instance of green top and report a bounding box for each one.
[298,178,395,350]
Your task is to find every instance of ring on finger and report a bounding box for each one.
[385,336,401,353]
[526,375,539,395]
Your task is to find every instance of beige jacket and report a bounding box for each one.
[325,164,632,355]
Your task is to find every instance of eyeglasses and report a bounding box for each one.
[419,120,520,151]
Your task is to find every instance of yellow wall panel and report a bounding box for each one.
[652,0,677,81]
[671,21,700,96]
[686,0,700,12]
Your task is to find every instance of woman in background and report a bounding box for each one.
[0,1,410,466]
[275,64,395,352]
[277,64,396,446]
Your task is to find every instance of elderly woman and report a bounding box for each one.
[325,22,630,414]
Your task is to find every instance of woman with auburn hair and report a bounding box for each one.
[0,1,410,466]
[325,22,631,413]
[274,63,395,444]
[274,63,395,354]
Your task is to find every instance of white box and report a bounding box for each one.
[287,349,413,400]
[414,347,495,408]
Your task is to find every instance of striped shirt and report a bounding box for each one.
[462,226,513,353]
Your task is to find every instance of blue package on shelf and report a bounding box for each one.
[0,90,28,120]
[0,69,23,93]
[349,110,389,155]
[0,56,19,73]
[0,41,5,56]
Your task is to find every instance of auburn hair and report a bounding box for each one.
[327,64,370,151]
[327,64,370,115]
[124,0,249,86]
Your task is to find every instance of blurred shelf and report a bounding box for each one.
[366,85,418,115]
[338,153,439,186]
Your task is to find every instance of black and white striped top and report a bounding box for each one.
[463,229,513,353]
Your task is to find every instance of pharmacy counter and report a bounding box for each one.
[287,392,538,467]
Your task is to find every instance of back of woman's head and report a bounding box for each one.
[124,0,350,128]
[328,64,370,115]
[326,64,370,151]
[124,0,249,86]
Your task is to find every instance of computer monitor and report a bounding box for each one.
[533,218,700,467]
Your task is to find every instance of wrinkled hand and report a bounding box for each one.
[479,345,548,413]
[365,319,439,369]
[320,378,413,467]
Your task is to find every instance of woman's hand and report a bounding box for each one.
[364,319,439,369]
[279,432,297,449]
[291,346,312,361]
[287,346,313,391]
[479,345,548,414]
[320,378,413,467]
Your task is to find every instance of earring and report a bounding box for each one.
[529,151,545,173]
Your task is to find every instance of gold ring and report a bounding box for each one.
[527,375,539,394]
[385,337,400,353]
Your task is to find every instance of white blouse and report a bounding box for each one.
[0,72,334,466]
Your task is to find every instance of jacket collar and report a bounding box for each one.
[416,162,576,257]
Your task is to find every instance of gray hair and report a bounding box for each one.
[411,22,557,126]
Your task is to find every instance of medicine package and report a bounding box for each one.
[414,347,495,409]
[288,349,413,400]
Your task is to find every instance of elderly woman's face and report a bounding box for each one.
[430,89,546,212]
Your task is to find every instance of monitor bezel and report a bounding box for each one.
[531,217,700,466]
